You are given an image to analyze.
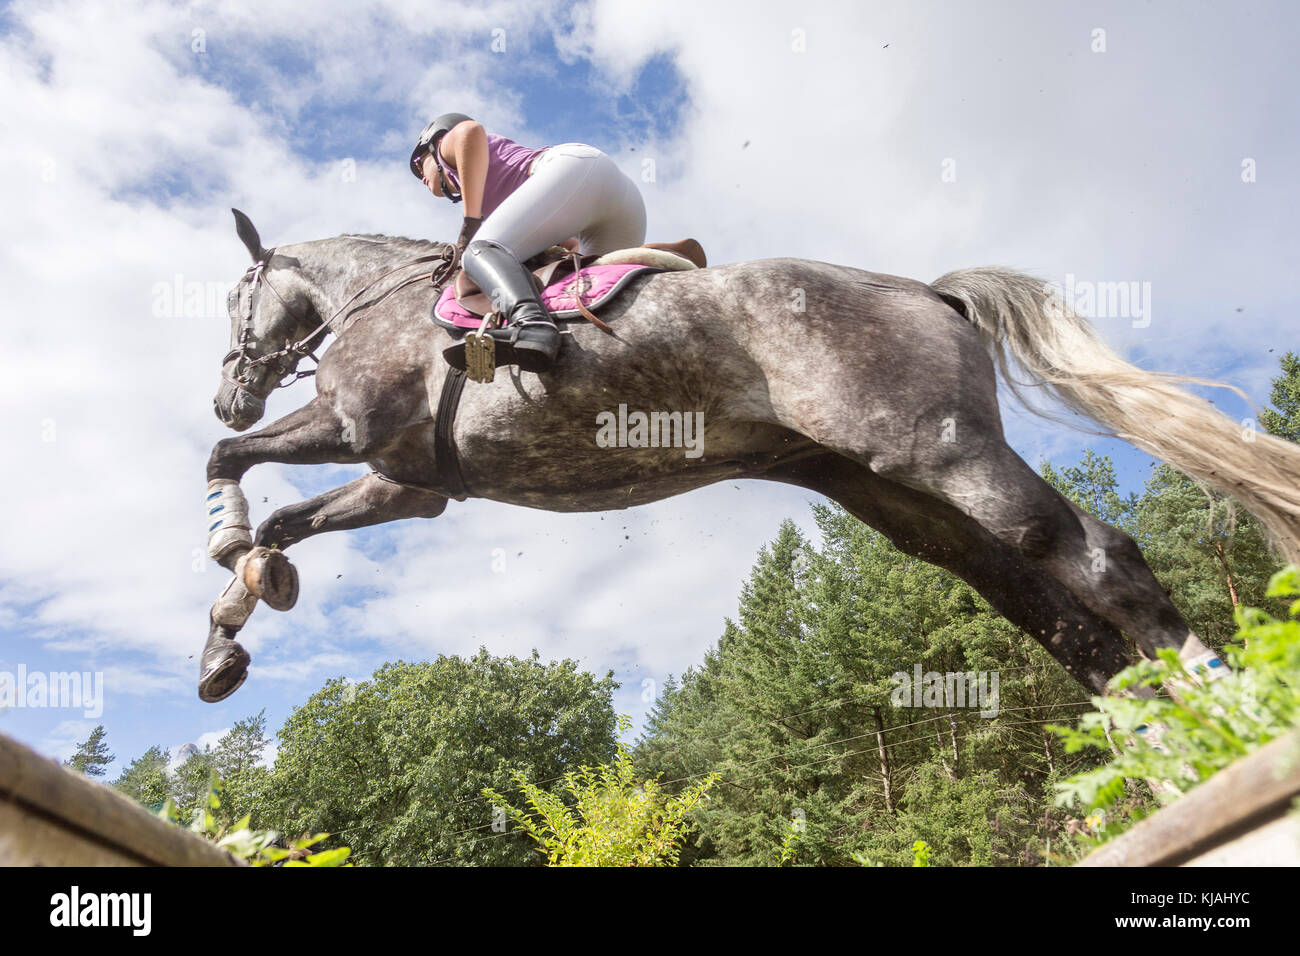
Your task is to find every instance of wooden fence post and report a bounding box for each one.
[1080,731,1300,866]
[0,732,244,866]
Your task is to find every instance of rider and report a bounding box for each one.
[410,113,648,373]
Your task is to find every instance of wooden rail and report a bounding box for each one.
[0,732,243,866]
[1080,731,1300,867]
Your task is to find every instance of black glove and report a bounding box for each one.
[455,216,483,261]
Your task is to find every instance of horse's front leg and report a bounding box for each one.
[254,471,448,550]
[199,471,448,702]
[200,398,376,702]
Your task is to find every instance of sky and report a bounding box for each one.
[0,0,1296,776]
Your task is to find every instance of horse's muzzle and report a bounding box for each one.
[213,380,265,432]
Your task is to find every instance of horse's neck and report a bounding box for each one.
[295,235,443,335]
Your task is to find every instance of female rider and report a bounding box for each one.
[410,113,647,373]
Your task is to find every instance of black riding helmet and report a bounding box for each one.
[410,112,474,203]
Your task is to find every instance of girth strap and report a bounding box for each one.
[434,367,469,499]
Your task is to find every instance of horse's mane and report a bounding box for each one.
[322,233,448,270]
[337,232,441,248]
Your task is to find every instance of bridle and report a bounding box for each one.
[222,242,459,399]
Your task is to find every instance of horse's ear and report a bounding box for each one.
[232,208,267,262]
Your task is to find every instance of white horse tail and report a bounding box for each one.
[930,266,1300,565]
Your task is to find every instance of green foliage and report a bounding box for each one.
[637,509,1094,867]
[1040,450,1134,527]
[111,745,170,808]
[1052,565,1300,842]
[852,838,933,867]
[171,745,217,824]
[1130,466,1278,649]
[1260,351,1300,442]
[65,725,114,778]
[158,776,350,867]
[484,716,717,867]
[210,710,271,824]
[638,436,1289,867]
[112,716,272,825]
[774,813,805,866]
[253,649,618,866]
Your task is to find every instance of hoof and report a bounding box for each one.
[243,546,299,611]
[199,621,250,703]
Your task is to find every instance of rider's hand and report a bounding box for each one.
[456,216,483,261]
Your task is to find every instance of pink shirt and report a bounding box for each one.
[440,133,549,217]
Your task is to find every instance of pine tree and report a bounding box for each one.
[1131,465,1279,647]
[64,725,114,778]
[211,711,271,824]
[1260,351,1300,442]
[638,507,1095,866]
[1040,450,1135,529]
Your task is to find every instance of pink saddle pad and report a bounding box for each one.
[433,262,659,330]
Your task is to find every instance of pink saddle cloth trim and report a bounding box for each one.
[434,262,656,329]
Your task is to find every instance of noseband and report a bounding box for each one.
[222,248,313,398]
[223,242,458,400]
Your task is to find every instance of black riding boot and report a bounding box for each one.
[443,239,561,374]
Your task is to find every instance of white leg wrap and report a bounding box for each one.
[1178,633,1227,683]
[212,551,258,629]
[207,478,252,560]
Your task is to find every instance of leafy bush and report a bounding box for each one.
[484,718,717,866]
[1051,565,1300,847]
[159,774,351,867]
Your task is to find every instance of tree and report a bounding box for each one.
[1040,450,1135,529]
[485,718,717,866]
[1130,465,1279,648]
[255,649,618,866]
[64,725,113,778]
[172,745,217,824]
[638,507,1092,867]
[1260,351,1300,442]
[211,711,271,824]
[111,745,171,808]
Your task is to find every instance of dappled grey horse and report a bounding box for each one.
[203,210,1300,703]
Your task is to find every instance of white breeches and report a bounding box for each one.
[476,143,647,260]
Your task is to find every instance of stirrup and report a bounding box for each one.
[463,315,498,382]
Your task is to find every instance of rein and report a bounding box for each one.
[224,241,458,397]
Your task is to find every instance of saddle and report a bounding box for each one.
[431,239,706,335]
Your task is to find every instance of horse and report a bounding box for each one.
[202,209,1300,703]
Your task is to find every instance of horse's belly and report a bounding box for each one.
[455,407,808,512]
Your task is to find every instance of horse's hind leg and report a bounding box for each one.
[765,289,1211,672]
[870,434,1206,666]
[763,453,1131,692]
[200,472,449,703]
